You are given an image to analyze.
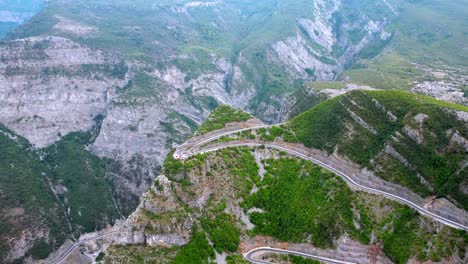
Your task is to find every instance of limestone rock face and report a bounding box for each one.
[0,36,127,148]
[270,0,389,82]
[2,1,466,262]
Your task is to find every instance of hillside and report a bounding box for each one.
[0,124,121,263]
[0,0,467,262]
[0,124,67,262]
[97,147,466,264]
[52,99,468,264]
[290,90,468,210]
[0,0,45,38]
[7,0,401,122]
[342,0,468,93]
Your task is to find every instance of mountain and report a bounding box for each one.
[0,124,120,262]
[0,0,467,262]
[342,0,468,97]
[0,0,45,38]
[290,90,468,209]
[55,96,467,264]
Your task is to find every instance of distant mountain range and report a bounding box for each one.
[0,0,45,38]
[0,1,466,262]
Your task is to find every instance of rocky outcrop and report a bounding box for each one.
[0,36,127,148]
[1,1,465,262]
[53,16,98,37]
[272,33,338,80]
[412,80,468,106]
[270,0,391,82]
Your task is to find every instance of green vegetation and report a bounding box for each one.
[114,71,169,103]
[381,207,423,263]
[226,255,249,264]
[28,240,52,260]
[163,149,191,180]
[393,0,468,68]
[171,230,215,264]
[0,121,121,261]
[359,193,467,264]
[307,81,346,90]
[96,252,105,262]
[256,125,298,143]
[290,255,321,264]
[161,111,198,148]
[44,132,119,232]
[223,148,260,199]
[290,90,468,208]
[159,136,467,264]
[343,53,422,90]
[80,61,128,79]
[239,155,466,263]
[290,95,349,153]
[173,49,218,81]
[196,105,251,135]
[202,201,241,253]
[0,125,67,260]
[244,158,366,248]
[286,87,329,119]
[343,0,468,89]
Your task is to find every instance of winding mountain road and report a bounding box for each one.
[52,124,467,264]
[51,231,117,264]
[244,247,357,264]
[174,126,468,231]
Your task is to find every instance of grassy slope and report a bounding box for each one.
[245,157,363,248]
[196,105,251,135]
[290,90,468,209]
[343,0,468,89]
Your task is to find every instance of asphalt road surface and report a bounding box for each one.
[244,247,357,264]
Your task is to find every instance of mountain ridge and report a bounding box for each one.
[0,1,467,262]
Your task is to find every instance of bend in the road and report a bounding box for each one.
[51,231,116,264]
[244,247,357,264]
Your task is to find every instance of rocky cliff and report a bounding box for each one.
[1,0,467,262]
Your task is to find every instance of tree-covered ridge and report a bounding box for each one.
[0,124,120,262]
[196,105,252,135]
[116,144,467,264]
[0,124,67,261]
[43,132,120,233]
[109,147,259,263]
[244,157,364,248]
[290,90,468,209]
[244,156,466,263]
